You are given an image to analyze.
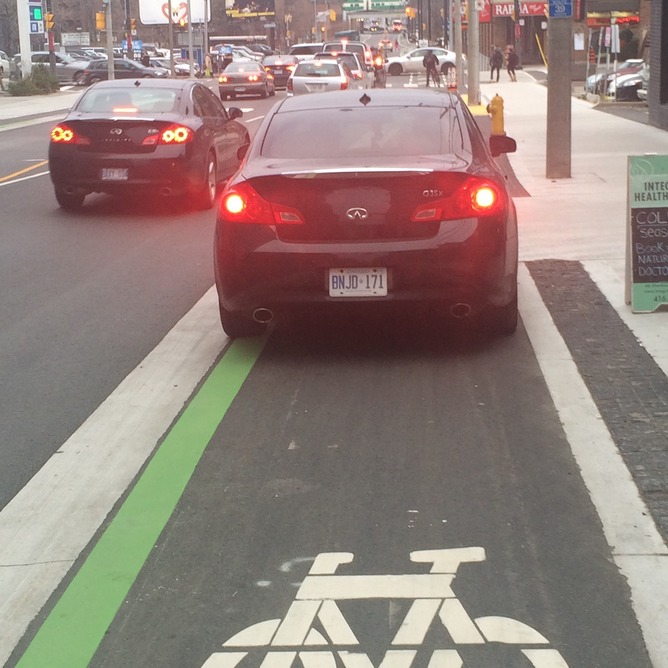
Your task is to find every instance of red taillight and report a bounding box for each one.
[411,177,503,223]
[219,75,229,83]
[50,123,90,145]
[141,124,193,146]
[287,78,293,92]
[247,74,260,82]
[287,65,296,72]
[340,78,349,90]
[220,181,305,225]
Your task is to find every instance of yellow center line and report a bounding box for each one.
[0,160,49,184]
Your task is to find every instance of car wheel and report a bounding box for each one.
[388,63,403,76]
[270,85,276,96]
[219,304,266,338]
[485,291,518,336]
[54,186,85,211]
[260,85,268,98]
[90,75,102,85]
[195,152,217,210]
[73,71,84,84]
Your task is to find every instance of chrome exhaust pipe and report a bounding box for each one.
[450,303,472,318]
[253,308,274,324]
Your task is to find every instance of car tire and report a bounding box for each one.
[219,304,266,338]
[388,63,403,76]
[260,85,268,98]
[195,152,218,210]
[90,75,102,85]
[485,291,518,336]
[73,71,84,84]
[54,186,85,211]
[270,85,276,96]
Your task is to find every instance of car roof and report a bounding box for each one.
[274,88,460,112]
[84,78,195,91]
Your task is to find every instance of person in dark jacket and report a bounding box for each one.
[506,46,519,82]
[422,50,440,87]
[489,46,503,82]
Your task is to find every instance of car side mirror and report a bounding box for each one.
[489,134,517,157]
[228,106,243,120]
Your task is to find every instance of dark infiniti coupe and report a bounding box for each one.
[49,78,250,211]
[214,88,518,337]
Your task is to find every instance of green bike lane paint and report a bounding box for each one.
[14,336,268,668]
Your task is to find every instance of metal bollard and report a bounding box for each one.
[486,94,505,136]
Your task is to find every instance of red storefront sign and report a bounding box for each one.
[492,2,547,17]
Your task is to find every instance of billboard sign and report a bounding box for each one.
[138,0,210,25]
[225,0,275,20]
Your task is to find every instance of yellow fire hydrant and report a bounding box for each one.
[486,94,505,136]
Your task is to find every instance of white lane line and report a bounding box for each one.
[0,286,226,667]
[0,171,49,187]
[518,263,668,668]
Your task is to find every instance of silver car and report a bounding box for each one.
[30,51,89,84]
[385,47,457,76]
[286,58,357,96]
[313,51,373,89]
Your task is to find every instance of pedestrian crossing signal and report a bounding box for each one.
[29,6,43,21]
[45,12,55,30]
[96,11,105,30]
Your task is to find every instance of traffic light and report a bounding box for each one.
[45,12,55,30]
[96,11,105,30]
[130,17,137,32]
[329,9,336,21]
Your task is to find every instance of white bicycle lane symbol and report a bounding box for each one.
[202,548,569,668]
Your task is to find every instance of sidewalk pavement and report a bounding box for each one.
[0,86,83,125]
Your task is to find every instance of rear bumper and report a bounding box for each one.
[214,217,518,316]
[49,145,201,195]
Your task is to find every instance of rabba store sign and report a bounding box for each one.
[493,1,547,16]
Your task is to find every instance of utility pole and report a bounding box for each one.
[467,0,480,105]
[125,0,132,57]
[44,0,56,75]
[545,2,572,178]
[454,0,463,90]
[105,0,114,79]
[186,0,195,77]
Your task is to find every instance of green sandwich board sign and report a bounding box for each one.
[627,155,668,313]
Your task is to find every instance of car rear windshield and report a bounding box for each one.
[261,106,470,159]
[294,61,341,77]
[78,87,179,113]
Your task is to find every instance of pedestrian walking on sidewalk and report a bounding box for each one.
[422,50,440,87]
[0,64,5,91]
[489,46,503,82]
[506,46,518,82]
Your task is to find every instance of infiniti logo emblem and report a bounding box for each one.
[346,207,369,221]
[110,128,123,135]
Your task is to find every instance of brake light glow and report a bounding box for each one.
[219,75,229,83]
[221,181,305,225]
[50,124,91,145]
[411,178,503,223]
[112,105,137,114]
[340,78,349,90]
[247,74,260,82]
[141,124,193,146]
